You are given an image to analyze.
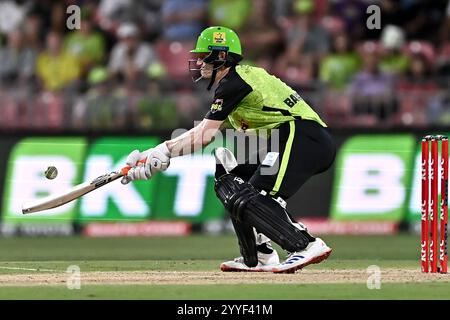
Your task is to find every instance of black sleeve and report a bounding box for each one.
[205,68,253,121]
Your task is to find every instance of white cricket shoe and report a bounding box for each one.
[272,238,332,274]
[220,250,280,272]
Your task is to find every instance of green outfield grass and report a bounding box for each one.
[2,283,450,300]
[0,234,421,261]
[0,234,449,300]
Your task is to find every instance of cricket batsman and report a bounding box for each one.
[123,26,336,273]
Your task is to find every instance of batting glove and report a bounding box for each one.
[122,143,171,184]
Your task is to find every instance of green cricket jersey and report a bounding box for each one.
[205,65,326,131]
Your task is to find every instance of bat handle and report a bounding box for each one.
[120,158,147,183]
[120,166,132,176]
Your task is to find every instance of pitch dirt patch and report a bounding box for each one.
[0,269,449,286]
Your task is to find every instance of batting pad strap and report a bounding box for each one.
[261,190,286,209]
[254,230,271,246]
[243,193,310,252]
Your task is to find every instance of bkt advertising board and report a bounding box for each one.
[1,137,223,225]
[0,133,447,227]
[329,133,449,223]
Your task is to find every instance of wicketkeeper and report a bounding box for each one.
[124,26,336,273]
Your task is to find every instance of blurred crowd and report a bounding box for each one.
[0,0,449,132]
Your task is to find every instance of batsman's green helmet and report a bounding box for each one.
[190,26,242,56]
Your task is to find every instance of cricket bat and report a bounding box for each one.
[22,160,145,214]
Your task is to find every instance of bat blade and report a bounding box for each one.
[22,171,123,214]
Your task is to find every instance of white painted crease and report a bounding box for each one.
[0,266,58,272]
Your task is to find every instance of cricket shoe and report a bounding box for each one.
[220,250,280,272]
[272,238,332,274]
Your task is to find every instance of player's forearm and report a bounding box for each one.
[166,126,211,157]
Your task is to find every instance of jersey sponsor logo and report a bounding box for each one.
[210,99,223,113]
[213,32,226,44]
[284,92,302,108]
[239,119,249,131]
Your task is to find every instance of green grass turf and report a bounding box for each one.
[0,234,420,261]
[1,283,450,300]
[0,234,421,273]
[1,234,448,300]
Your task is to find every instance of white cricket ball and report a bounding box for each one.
[45,166,58,180]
